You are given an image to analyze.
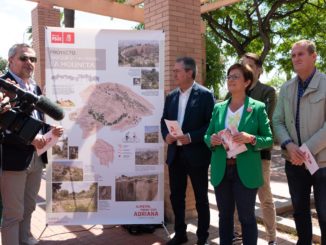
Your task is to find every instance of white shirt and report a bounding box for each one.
[225,105,244,129]
[177,83,194,127]
[9,70,40,120]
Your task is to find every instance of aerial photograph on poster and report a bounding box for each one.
[118,40,159,67]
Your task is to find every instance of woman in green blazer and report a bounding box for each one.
[204,63,273,245]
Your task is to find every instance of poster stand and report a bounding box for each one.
[45,27,165,227]
[38,221,169,239]
[38,223,48,239]
[161,221,170,238]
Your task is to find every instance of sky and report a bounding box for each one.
[0,0,138,59]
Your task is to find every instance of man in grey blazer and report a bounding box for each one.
[273,40,326,245]
[161,57,215,245]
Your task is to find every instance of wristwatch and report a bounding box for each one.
[250,135,257,145]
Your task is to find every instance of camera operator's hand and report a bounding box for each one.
[0,78,18,101]
[52,125,63,137]
[0,91,11,113]
[31,134,47,149]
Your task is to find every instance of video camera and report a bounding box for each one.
[0,78,65,144]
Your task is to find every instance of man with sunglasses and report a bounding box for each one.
[0,43,63,245]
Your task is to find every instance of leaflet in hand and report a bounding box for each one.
[300,143,319,175]
[36,129,59,156]
[218,126,247,158]
[164,119,183,137]
[164,119,183,145]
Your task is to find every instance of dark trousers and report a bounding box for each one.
[285,161,326,245]
[168,147,210,241]
[0,192,2,225]
[214,165,258,245]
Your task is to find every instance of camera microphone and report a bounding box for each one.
[35,95,65,120]
[0,78,65,121]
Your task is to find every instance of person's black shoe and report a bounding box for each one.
[196,239,209,245]
[166,234,188,245]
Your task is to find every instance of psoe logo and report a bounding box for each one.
[51,32,63,43]
[64,32,75,44]
[51,32,75,44]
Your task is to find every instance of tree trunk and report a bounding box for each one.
[64,9,75,28]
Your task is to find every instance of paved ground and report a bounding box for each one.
[0,146,321,244]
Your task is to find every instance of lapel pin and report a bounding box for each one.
[247,107,252,112]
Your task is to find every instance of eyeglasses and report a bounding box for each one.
[19,55,37,63]
[227,74,241,80]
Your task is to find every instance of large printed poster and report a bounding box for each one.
[45,27,165,225]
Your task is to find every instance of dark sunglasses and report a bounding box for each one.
[19,55,37,63]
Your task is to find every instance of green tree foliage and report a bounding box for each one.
[205,32,225,99]
[266,76,286,93]
[134,23,144,30]
[202,0,326,81]
[0,57,8,74]
[26,26,32,41]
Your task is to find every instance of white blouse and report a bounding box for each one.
[225,105,244,129]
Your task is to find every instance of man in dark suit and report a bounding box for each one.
[0,43,63,245]
[161,57,215,245]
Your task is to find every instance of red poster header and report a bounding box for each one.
[51,32,74,44]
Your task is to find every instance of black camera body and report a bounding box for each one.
[0,108,44,144]
[0,78,64,144]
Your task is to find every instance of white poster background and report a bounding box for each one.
[45,27,164,225]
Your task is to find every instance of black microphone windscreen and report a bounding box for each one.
[35,96,65,120]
